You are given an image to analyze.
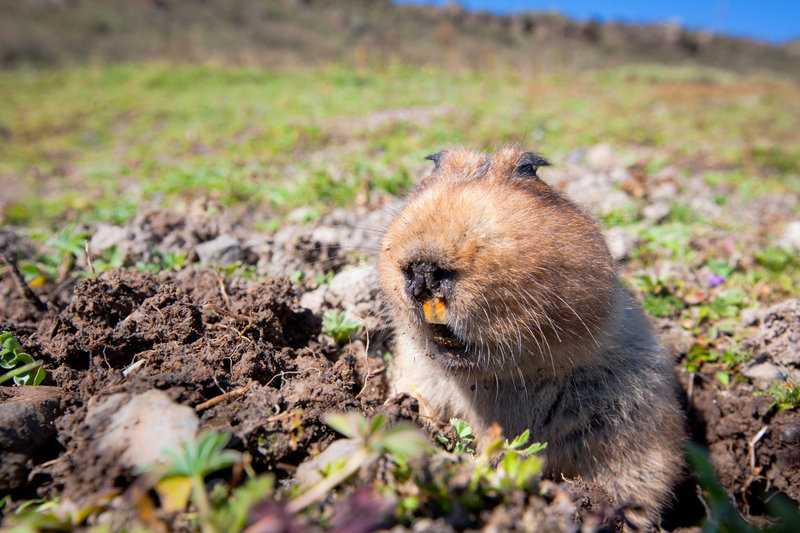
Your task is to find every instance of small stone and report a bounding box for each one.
[690,197,722,220]
[778,221,800,251]
[585,144,620,172]
[743,362,786,389]
[299,287,327,315]
[604,227,639,261]
[195,234,242,265]
[324,265,380,319]
[0,387,61,492]
[93,390,199,470]
[740,307,762,326]
[649,182,678,202]
[90,224,129,253]
[642,202,671,222]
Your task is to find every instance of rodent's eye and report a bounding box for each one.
[425,151,444,171]
[515,153,550,178]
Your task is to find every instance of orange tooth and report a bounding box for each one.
[422,297,448,324]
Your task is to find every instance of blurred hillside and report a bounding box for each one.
[2,0,799,76]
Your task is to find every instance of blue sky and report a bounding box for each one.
[394,1,800,44]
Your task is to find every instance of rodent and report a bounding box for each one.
[377,146,685,527]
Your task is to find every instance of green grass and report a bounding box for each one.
[2,62,799,228]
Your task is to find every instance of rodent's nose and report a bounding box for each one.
[403,262,453,301]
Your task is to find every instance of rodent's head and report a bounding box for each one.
[378,146,617,378]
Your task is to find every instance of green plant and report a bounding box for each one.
[435,418,476,453]
[150,431,242,533]
[0,494,112,532]
[313,270,334,287]
[756,379,800,411]
[210,474,275,533]
[470,428,546,492]
[322,310,362,345]
[288,269,304,284]
[0,331,46,386]
[133,249,188,273]
[642,294,685,317]
[754,247,797,273]
[288,412,429,513]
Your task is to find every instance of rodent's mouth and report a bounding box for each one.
[430,323,466,351]
[426,323,476,370]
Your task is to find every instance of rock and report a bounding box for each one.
[649,182,678,202]
[299,288,326,315]
[690,197,723,220]
[300,265,383,330]
[608,167,631,185]
[0,386,61,492]
[90,390,199,470]
[777,220,800,251]
[743,362,786,389]
[749,299,800,370]
[585,144,620,172]
[604,227,639,261]
[325,265,380,319]
[564,173,633,216]
[90,224,129,253]
[740,307,762,326]
[295,438,361,487]
[642,201,671,222]
[195,234,242,265]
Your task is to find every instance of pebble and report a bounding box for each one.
[604,227,639,261]
[0,387,61,492]
[585,144,620,172]
[91,390,199,470]
[642,201,671,222]
[743,362,786,389]
[195,234,242,265]
[778,220,800,251]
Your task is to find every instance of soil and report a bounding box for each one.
[1,198,799,532]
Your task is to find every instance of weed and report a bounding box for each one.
[756,379,800,411]
[313,270,334,287]
[754,247,797,272]
[435,418,476,453]
[707,258,737,278]
[150,431,242,533]
[289,412,429,513]
[642,294,685,317]
[0,331,46,386]
[322,310,361,346]
[133,249,188,273]
[633,272,686,317]
[288,269,304,284]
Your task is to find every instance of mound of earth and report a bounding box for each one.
[1,197,798,531]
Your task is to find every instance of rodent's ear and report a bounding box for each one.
[516,153,550,178]
[425,151,445,172]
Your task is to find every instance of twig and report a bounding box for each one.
[748,425,769,470]
[196,384,251,411]
[214,270,232,309]
[0,253,47,312]
[356,330,372,400]
[84,239,95,276]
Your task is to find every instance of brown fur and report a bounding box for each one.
[378,146,685,527]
